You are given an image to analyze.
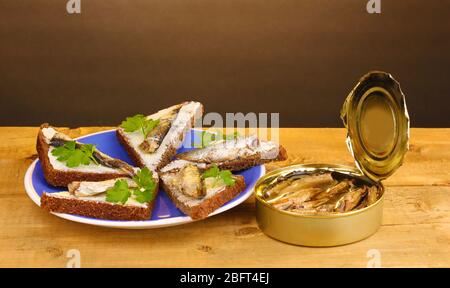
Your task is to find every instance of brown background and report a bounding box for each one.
[0,0,449,127]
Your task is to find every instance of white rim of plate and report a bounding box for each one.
[23,128,265,229]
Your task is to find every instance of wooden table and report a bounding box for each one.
[0,127,449,268]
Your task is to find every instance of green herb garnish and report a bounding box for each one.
[120,114,159,138]
[105,179,131,204]
[51,141,98,168]
[131,168,157,203]
[196,130,240,148]
[201,165,236,186]
[106,168,157,204]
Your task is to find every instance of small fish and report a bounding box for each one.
[93,152,136,176]
[354,185,379,210]
[270,188,323,209]
[177,135,258,162]
[314,179,353,200]
[264,173,335,201]
[176,135,286,170]
[314,192,351,212]
[366,186,379,205]
[335,187,367,212]
[49,134,136,176]
[139,108,180,153]
[68,178,137,197]
[262,178,294,199]
[179,164,204,199]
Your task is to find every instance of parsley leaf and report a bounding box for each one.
[132,167,157,203]
[142,119,160,138]
[106,179,131,204]
[201,165,235,186]
[201,165,220,179]
[105,168,157,204]
[51,141,98,168]
[198,130,240,148]
[132,188,154,204]
[219,170,236,186]
[121,114,159,138]
[121,114,145,132]
[133,167,156,191]
[80,143,99,165]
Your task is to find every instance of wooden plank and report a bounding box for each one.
[0,185,448,267]
[0,127,448,267]
[2,127,449,186]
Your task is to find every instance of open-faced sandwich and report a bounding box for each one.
[160,160,246,220]
[36,101,289,222]
[116,101,203,171]
[176,135,287,171]
[41,167,158,220]
[37,123,137,187]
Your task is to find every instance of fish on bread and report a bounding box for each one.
[37,123,137,187]
[159,160,246,220]
[41,168,159,221]
[176,135,287,171]
[116,101,204,171]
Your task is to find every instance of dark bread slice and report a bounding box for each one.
[116,130,146,168]
[117,127,186,171]
[37,123,130,187]
[41,191,157,221]
[116,102,204,171]
[161,175,246,220]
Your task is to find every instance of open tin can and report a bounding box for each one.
[255,71,410,246]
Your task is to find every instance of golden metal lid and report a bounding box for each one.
[341,71,410,182]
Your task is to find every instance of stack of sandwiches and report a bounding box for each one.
[38,101,287,221]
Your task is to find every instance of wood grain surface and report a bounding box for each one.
[0,127,449,267]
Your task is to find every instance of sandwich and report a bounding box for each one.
[160,160,246,220]
[176,135,287,171]
[37,123,137,187]
[41,167,158,221]
[116,101,204,171]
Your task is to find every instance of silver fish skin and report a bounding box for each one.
[176,135,280,164]
[68,178,137,197]
[264,173,334,202]
[139,106,180,153]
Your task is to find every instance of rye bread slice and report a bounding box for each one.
[37,123,132,187]
[160,161,246,220]
[116,101,204,171]
[161,175,245,220]
[41,191,156,221]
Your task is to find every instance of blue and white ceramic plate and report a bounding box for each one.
[24,129,264,229]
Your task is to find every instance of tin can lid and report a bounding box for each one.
[340,71,410,182]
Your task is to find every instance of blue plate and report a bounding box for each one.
[24,129,264,229]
